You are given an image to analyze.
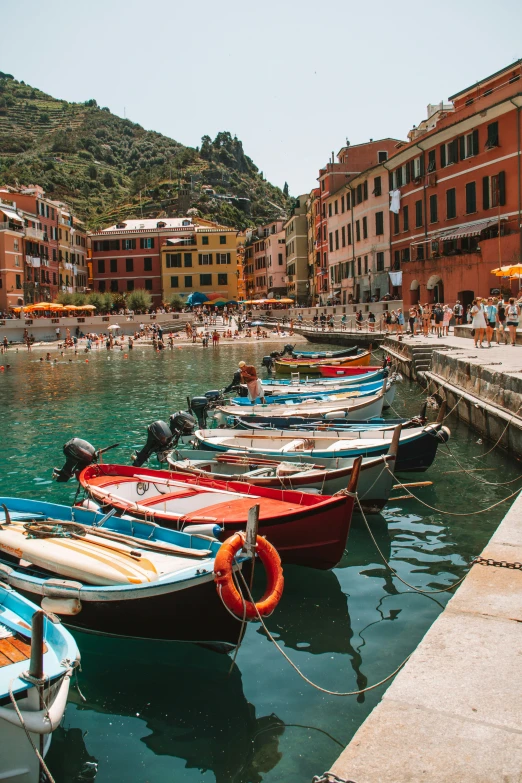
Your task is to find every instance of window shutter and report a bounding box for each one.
[363,180,368,200]
[453,139,459,163]
[440,145,446,168]
[498,171,506,206]
[472,129,479,156]
[420,155,425,176]
[388,172,393,191]
[482,176,490,210]
[405,164,411,184]
[459,136,466,160]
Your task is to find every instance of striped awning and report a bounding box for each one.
[438,218,502,241]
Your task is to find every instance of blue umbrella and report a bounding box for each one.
[186,292,209,306]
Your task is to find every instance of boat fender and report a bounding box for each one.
[214,533,284,620]
[323,411,339,420]
[183,523,221,538]
[43,578,82,599]
[41,596,82,616]
[79,498,101,511]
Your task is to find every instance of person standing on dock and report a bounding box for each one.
[506,298,520,347]
[485,298,497,348]
[497,299,507,345]
[471,299,487,348]
[453,300,463,326]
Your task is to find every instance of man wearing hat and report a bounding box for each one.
[238,360,266,404]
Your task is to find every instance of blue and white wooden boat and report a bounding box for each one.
[215,386,386,425]
[0,498,247,651]
[261,367,388,391]
[0,580,80,783]
[229,376,398,408]
[194,422,450,472]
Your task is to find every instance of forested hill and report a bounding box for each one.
[0,72,291,229]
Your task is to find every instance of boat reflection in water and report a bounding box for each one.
[49,633,285,783]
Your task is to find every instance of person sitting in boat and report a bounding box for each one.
[238,361,266,404]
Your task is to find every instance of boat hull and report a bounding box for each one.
[170,450,396,512]
[195,425,450,473]
[318,365,384,377]
[216,390,385,423]
[275,352,371,374]
[79,465,357,570]
[292,346,358,359]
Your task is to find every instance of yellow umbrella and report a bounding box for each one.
[506,264,522,276]
[278,298,296,304]
[64,305,77,310]
[491,266,512,276]
[78,304,96,310]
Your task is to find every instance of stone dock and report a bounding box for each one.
[329,491,522,783]
[381,333,522,457]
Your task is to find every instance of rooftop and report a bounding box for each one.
[100,217,194,232]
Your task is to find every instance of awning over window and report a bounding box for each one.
[438,218,503,241]
[0,207,23,223]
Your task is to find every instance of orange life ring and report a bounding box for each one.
[214,532,284,620]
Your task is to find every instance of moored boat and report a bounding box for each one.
[214,384,386,424]
[227,376,398,409]
[168,428,399,512]
[319,362,381,377]
[275,351,371,374]
[291,346,359,359]
[0,498,250,650]
[194,422,450,472]
[77,462,362,570]
[0,579,80,783]
[262,366,387,392]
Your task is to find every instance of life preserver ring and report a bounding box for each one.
[214,533,284,620]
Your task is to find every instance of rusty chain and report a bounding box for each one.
[473,556,522,570]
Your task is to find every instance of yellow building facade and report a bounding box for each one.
[161,225,241,304]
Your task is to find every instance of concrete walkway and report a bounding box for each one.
[330,493,522,783]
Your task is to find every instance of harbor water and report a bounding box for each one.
[0,342,520,783]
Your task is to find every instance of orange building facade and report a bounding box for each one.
[386,60,522,308]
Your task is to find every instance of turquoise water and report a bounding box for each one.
[0,343,520,783]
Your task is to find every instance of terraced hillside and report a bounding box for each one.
[0,72,290,229]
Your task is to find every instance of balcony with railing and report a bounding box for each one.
[0,221,24,233]
[25,226,44,241]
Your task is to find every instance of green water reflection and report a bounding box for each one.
[0,343,520,782]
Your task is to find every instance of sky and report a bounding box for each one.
[2,0,522,196]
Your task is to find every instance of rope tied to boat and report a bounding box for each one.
[23,521,86,539]
[8,675,57,783]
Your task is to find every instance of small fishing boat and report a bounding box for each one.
[194,422,450,472]
[0,498,250,650]
[214,385,386,424]
[78,462,362,570]
[262,366,387,392]
[168,427,400,512]
[228,376,398,409]
[223,406,428,433]
[0,580,80,783]
[319,363,381,377]
[291,346,359,359]
[275,351,371,374]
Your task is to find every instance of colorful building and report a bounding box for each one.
[326,161,394,303]
[0,185,85,309]
[160,225,241,305]
[284,196,309,303]
[386,59,522,307]
[90,217,195,303]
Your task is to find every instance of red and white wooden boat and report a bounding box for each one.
[78,460,362,570]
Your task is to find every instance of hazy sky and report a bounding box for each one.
[3,0,522,196]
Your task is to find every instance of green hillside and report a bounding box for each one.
[0,72,291,230]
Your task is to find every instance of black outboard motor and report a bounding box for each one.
[189,396,210,428]
[132,420,173,467]
[204,390,221,403]
[53,438,97,482]
[283,343,295,356]
[223,370,242,393]
[169,411,196,444]
[262,355,275,373]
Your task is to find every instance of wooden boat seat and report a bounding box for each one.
[0,628,47,669]
[183,496,301,524]
[137,489,199,507]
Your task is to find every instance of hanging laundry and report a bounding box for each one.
[389,189,401,214]
[389,271,403,286]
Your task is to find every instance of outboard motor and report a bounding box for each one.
[189,396,210,428]
[223,370,242,393]
[53,438,97,482]
[132,420,173,467]
[283,344,295,356]
[169,411,196,445]
[262,355,275,373]
[204,390,221,403]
